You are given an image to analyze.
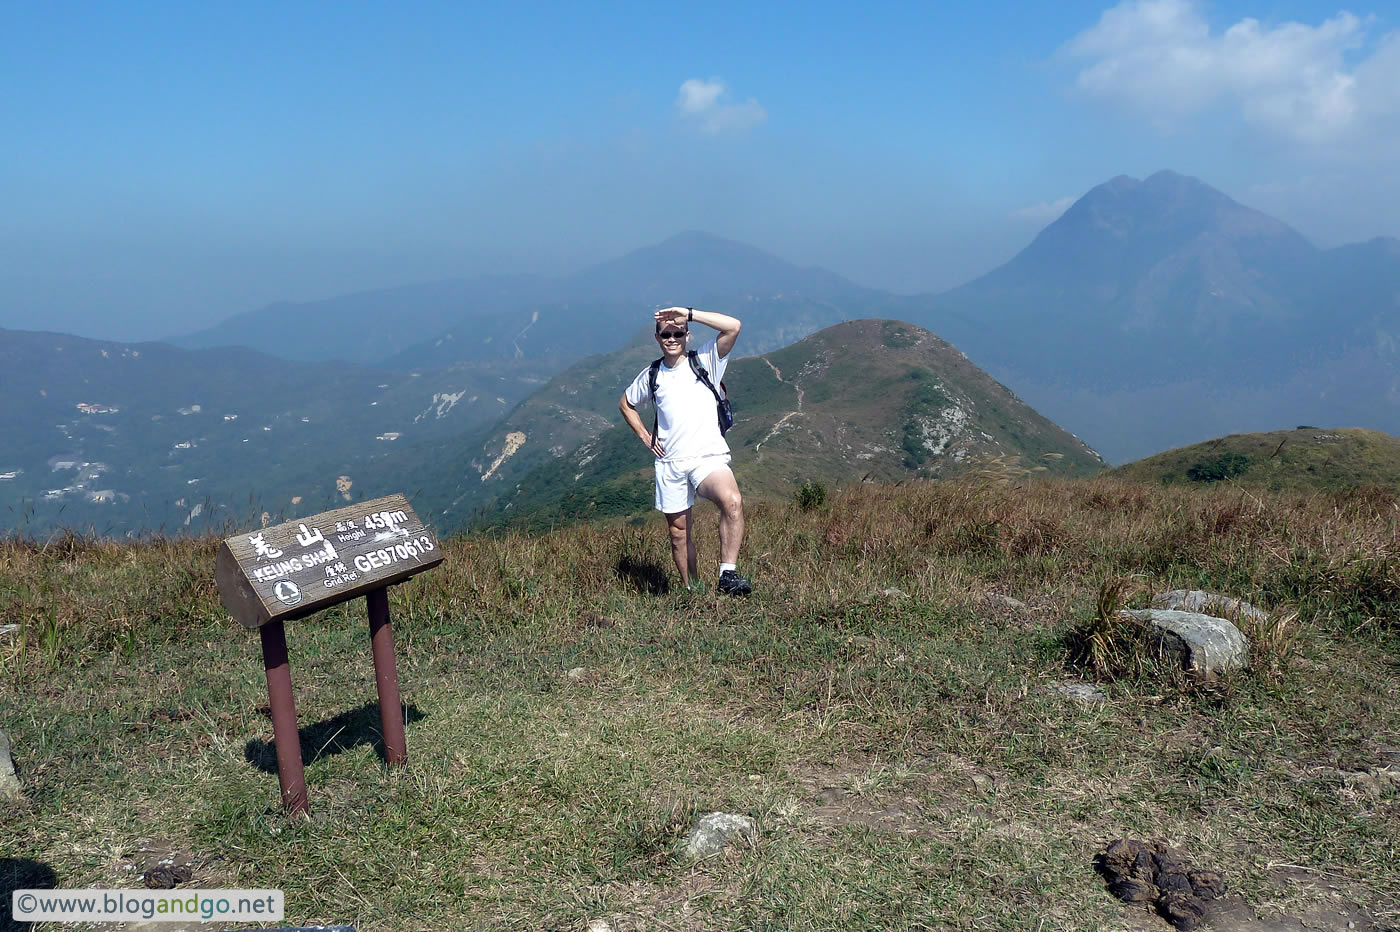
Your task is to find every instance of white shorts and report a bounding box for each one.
[655,454,732,514]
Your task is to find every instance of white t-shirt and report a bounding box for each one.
[625,337,730,462]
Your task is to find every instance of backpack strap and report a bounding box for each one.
[648,357,663,439]
[686,350,727,402]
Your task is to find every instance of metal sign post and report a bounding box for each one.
[215,493,442,815]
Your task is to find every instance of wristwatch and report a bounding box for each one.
[687,307,694,322]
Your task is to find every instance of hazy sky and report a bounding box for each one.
[4,0,1399,342]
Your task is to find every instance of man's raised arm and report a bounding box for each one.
[655,306,741,358]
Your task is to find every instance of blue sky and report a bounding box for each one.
[4,0,1399,341]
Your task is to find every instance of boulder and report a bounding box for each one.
[1119,610,1249,676]
[676,812,757,861]
[1151,590,1267,624]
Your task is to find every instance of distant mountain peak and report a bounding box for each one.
[655,230,749,248]
[1001,169,1313,276]
[563,230,869,302]
[1066,169,1240,219]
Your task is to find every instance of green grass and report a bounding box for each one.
[3,478,1399,930]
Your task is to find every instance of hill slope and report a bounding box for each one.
[0,328,543,535]
[473,319,1106,529]
[1110,427,1400,493]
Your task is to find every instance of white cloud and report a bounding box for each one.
[1063,0,1400,144]
[675,78,767,135]
[1011,197,1075,224]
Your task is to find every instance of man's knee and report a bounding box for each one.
[666,514,690,542]
[721,490,743,518]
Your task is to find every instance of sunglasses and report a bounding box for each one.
[657,331,688,340]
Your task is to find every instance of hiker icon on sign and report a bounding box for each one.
[273,581,302,606]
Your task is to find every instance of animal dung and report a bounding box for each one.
[1097,839,1224,931]
[142,865,194,889]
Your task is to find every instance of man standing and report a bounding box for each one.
[619,305,752,596]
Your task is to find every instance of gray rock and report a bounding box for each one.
[1336,767,1400,796]
[0,623,20,637]
[881,587,909,601]
[1051,680,1105,702]
[676,812,757,861]
[1151,589,1267,624]
[990,594,1028,611]
[1,729,22,801]
[1120,609,1249,676]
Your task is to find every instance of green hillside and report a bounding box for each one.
[481,319,1106,529]
[1111,427,1400,492]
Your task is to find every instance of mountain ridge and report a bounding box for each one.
[459,318,1105,531]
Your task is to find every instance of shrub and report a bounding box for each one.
[794,480,827,511]
[1187,452,1252,483]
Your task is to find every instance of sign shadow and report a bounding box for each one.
[244,702,427,774]
[2,858,59,932]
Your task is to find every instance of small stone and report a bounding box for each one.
[747,774,762,782]
[881,587,909,600]
[566,667,587,680]
[1337,767,1399,796]
[0,729,22,802]
[676,812,757,861]
[1052,680,1104,702]
[587,920,614,932]
[991,595,1028,611]
[0,624,20,637]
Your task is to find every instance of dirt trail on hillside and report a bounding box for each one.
[755,359,804,458]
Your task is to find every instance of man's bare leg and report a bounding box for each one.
[664,509,699,588]
[697,467,744,566]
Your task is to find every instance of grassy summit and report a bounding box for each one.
[1111,427,1400,493]
[479,319,1106,530]
[3,477,1398,929]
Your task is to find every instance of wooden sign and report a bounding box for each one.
[216,493,443,629]
[214,492,441,816]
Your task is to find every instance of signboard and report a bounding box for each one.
[216,493,442,629]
